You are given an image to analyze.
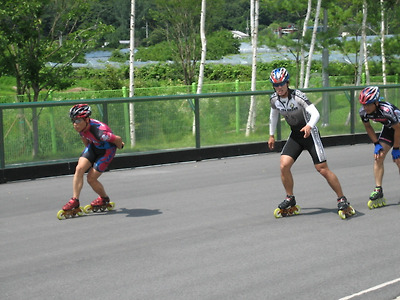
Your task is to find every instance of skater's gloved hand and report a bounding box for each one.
[374,142,383,155]
[392,147,400,160]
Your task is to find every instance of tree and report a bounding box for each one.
[299,0,312,88]
[150,0,225,85]
[194,0,207,136]
[380,0,387,87]
[360,0,369,85]
[129,0,136,147]
[0,0,113,157]
[245,0,259,136]
[197,0,207,95]
[303,0,322,88]
[152,0,201,85]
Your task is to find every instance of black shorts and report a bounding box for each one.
[281,128,327,165]
[81,143,116,172]
[379,126,395,146]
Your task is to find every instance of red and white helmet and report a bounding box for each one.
[359,86,380,105]
[269,67,290,84]
[69,104,91,119]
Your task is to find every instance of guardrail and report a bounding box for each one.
[1,84,399,174]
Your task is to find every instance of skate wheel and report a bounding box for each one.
[107,202,115,211]
[338,210,346,219]
[293,205,301,214]
[77,207,84,216]
[349,206,356,215]
[367,200,374,210]
[83,204,93,214]
[273,208,282,218]
[57,210,66,220]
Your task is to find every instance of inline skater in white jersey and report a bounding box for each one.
[267,67,350,213]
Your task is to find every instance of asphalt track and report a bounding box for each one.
[1,144,400,300]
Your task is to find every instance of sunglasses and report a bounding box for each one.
[71,118,84,124]
[272,82,287,87]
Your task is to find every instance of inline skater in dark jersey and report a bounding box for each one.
[267,67,350,213]
[61,104,124,211]
[359,86,400,203]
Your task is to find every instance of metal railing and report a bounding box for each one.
[1,84,399,169]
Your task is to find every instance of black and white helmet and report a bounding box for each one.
[69,104,91,119]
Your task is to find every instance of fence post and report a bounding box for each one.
[48,91,57,154]
[102,102,108,124]
[0,108,4,169]
[194,95,201,149]
[122,87,130,145]
[235,80,240,134]
[350,89,355,134]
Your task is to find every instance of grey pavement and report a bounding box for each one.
[1,144,400,300]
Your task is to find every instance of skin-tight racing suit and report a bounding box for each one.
[79,119,118,172]
[269,88,325,164]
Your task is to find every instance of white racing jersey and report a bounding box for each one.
[269,88,319,135]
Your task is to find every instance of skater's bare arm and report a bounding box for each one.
[363,121,379,143]
[113,135,124,149]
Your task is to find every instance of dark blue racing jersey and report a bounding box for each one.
[359,101,400,128]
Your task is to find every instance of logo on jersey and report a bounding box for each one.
[275,101,298,112]
[101,133,110,141]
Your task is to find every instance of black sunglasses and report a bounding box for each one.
[71,118,84,124]
[272,82,287,87]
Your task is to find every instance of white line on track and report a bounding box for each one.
[338,277,400,300]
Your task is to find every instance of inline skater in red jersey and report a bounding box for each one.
[61,104,124,213]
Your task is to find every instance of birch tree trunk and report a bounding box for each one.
[193,0,207,135]
[129,0,136,147]
[197,0,206,95]
[299,0,312,88]
[356,0,367,86]
[245,0,259,136]
[347,0,368,127]
[303,0,321,89]
[362,0,370,84]
[380,0,387,92]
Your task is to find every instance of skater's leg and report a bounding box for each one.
[280,155,295,196]
[314,162,344,198]
[373,143,390,186]
[73,157,92,199]
[87,168,108,198]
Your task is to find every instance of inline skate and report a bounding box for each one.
[337,196,356,219]
[83,196,115,214]
[273,195,300,218]
[57,197,84,220]
[367,186,386,209]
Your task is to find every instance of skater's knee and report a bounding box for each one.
[375,156,385,165]
[280,162,292,173]
[280,155,294,172]
[86,175,97,185]
[315,164,330,177]
[75,165,87,176]
[87,170,102,185]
